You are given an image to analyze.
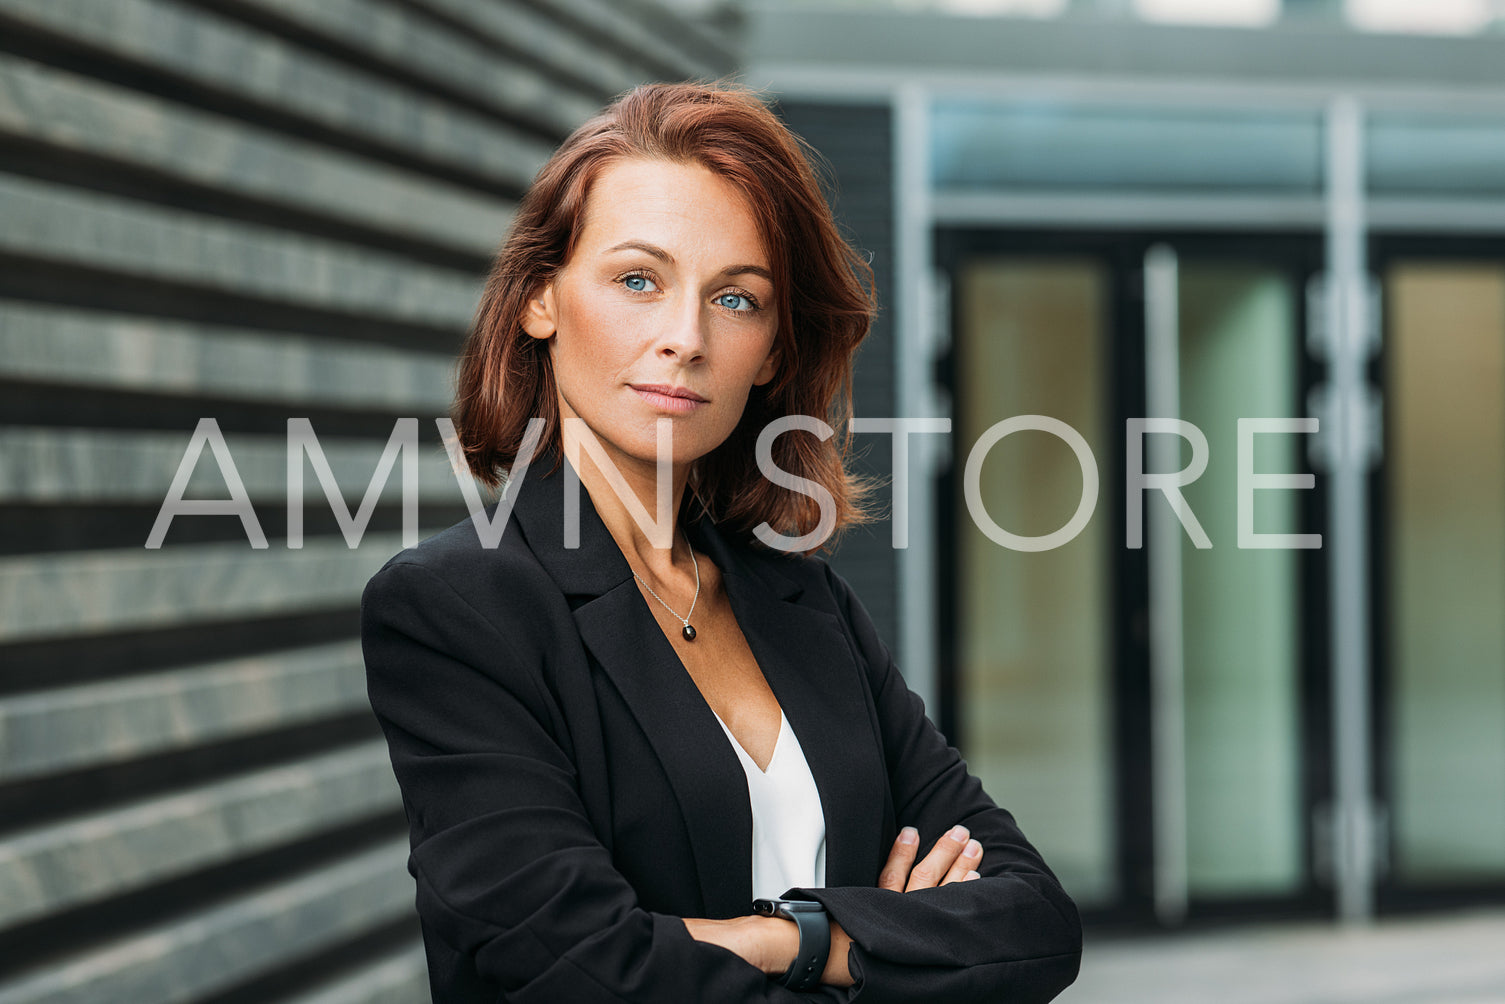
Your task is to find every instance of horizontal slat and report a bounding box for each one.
[0,640,367,783]
[417,0,656,97]
[0,53,513,257]
[0,532,418,643]
[0,173,482,327]
[541,0,733,80]
[0,427,473,504]
[621,0,742,70]
[0,742,400,930]
[1,0,555,191]
[281,943,427,1004]
[0,302,454,408]
[0,838,412,1004]
[223,0,600,135]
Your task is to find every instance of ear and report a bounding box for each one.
[752,340,781,387]
[520,283,558,340]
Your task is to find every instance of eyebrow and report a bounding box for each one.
[602,240,773,283]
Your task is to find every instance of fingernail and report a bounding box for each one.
[948,824,969,842]
[965,870,980,881]
[899,827,918,845]
[964,838,981,857]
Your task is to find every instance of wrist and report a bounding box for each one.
[822,918,853,987]
[755,914,801,976]
[752,898,832,990]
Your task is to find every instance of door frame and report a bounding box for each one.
[933,226,1332,928]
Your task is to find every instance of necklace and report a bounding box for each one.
[632,528,700,641]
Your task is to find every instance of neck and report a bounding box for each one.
[559,436,693,584]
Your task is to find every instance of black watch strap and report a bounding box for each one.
[752,898,830,992]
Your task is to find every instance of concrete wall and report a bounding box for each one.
[0,1,730,999]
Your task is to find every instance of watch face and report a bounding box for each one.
[753,898,824,915]
[780,900,825,913]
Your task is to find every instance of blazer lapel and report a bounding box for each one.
[506,451,751,916]
[685,511,889,897]
[505,450,887,917]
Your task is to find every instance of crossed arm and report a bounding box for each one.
[683,822,987,986]
[361,556,1081,1002]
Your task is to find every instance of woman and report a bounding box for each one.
[361,79,1081,1002]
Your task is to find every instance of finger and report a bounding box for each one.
[877,827,919,892]
[964,870,980,881]
[906,824,970,892]
[940,838,983,886]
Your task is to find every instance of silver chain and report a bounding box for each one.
[631,528,700,630]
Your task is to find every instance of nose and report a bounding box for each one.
[657,292,707,363]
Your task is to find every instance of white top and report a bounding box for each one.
[710,706,827,900]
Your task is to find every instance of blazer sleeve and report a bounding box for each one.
[360,557,847,1003]
[779,561,1083,1004]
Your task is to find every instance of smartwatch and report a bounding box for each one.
[752,897,830,992]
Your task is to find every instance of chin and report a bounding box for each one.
[623,420,730,464]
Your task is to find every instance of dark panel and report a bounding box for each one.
[773,99,900,656]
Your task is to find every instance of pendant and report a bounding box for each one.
[682,624,696,641]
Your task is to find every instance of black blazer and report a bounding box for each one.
[360,449,1082,1003]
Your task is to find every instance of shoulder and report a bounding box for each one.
[723,529,836,596]
[357,509,570,725]
[734,537,872,639]
[360,507,559,639]
[758,538,862,602]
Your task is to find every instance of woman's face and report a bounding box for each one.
[521,156,781,476]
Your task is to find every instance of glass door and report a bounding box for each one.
[1376,247,1505,904]
[941,231,1325,924]
[1143,248,1312,919]
[950,254,1118,911]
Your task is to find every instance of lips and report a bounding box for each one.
[629,384,708,403]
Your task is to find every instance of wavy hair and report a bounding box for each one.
[450,77,881,554]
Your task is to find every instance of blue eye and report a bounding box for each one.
[622,274,657,293]
[717,292,759,313]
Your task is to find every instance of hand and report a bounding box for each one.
[879,824,983,892]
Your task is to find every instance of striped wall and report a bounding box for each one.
[0,1,732,1000]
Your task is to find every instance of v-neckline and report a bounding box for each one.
[712,707,786,776]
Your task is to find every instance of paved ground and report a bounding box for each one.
[1061,908,1505,1004]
